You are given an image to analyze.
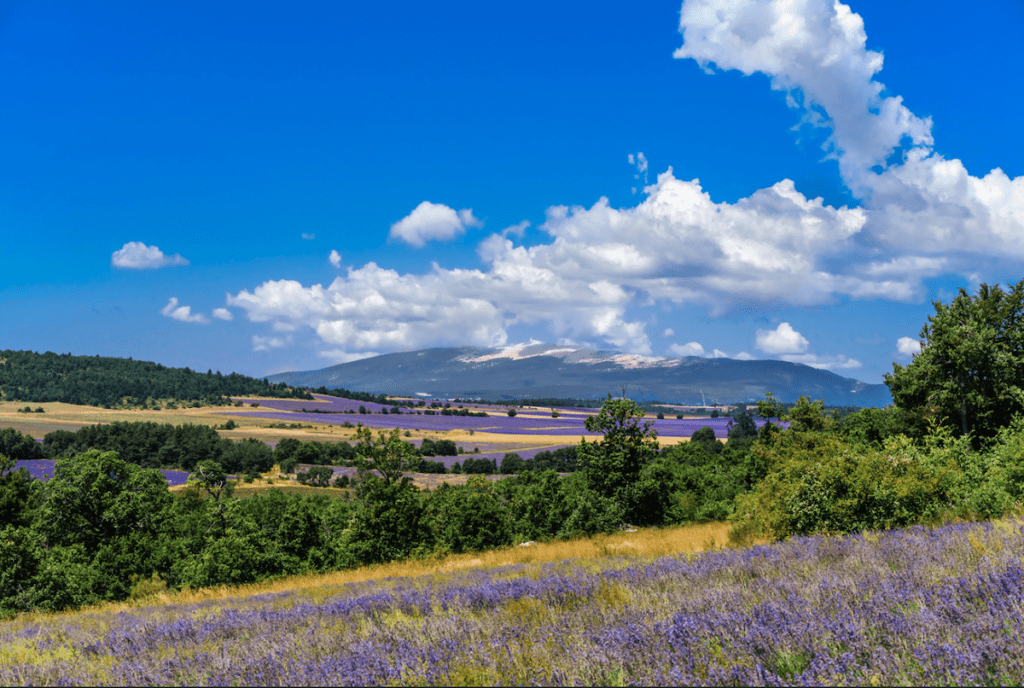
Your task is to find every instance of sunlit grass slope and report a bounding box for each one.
[8,521,734,619]
[4,519,1024,685]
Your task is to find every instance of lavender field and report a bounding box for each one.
[3,519,1022,686]
[13,459,193,487]
[230,394,767,438]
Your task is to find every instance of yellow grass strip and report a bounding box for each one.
[8,522,733,623]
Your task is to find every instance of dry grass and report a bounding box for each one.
[0,400,358,443]
[0,401,710,452]
[12,521,734,622]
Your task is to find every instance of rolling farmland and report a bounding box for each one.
[227,394,767,439]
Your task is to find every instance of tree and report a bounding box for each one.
[755,392,786,442]
[690,426,717,444]
[507,408,517,417]
[343,470,431,565]
[886,279,1024,445]
[38,450,169,547]
[0,428,43,462]
[577,395,659,520]
[0,454,39,529]
[298,465,334,487]
[353,426,417,484]
[189,460,234,535]
[426,477,511,554]
[727,412,758,440]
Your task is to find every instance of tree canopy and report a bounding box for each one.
[0,350,312,407]
[885,279,1024,445]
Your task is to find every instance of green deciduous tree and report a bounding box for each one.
[577,395,659,524]
[353,426,418,484]
[0,454,40,529]
[886,279,1024,445]
[38,450,171,552]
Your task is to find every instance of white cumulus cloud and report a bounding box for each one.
[669,341,705,357]
[112,242,189,270]
[755,322,809,355]
[675,0,1024,263]
[329,250,342,268]
[252,335,291,351]
[212,308,233,321]
[389,201,483,248]
[897,336,922,357]
[160,297,207,324]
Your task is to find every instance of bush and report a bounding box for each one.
[507,409,517,417]
[733,431,965,540]
[296,465,334,487]
[461,457,497,475]
[499,453,526,474]
[426,478,511,554]
[333,475,350,488]
[657,412,664,419]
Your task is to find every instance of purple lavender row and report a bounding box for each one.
[13,459,196,487]
[229,408,771,438]
[4,520,1022,685]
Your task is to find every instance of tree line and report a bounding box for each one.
[0,350,312,408]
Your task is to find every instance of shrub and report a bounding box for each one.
[507,409,517,417]
[462,457,497,475]
[657,412,664,419]
[733,431,966,540]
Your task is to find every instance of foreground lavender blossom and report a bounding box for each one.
[2,520,1022,686]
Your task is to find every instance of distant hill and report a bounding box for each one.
[267,343,892,407]
[0,349,312,407]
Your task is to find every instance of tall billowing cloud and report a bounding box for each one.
[389,201,483,248]
[112,242,189,269]
[674,0,1024,260]
[755,322,809,355]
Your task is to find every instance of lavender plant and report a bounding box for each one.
[3,519,1023,686]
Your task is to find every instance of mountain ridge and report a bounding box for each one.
[266,343,892,407]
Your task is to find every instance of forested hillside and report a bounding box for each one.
[0,350,312,407]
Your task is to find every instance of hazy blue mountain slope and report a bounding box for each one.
[267,343,891,406]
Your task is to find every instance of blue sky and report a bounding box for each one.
[2,0,1022,387]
